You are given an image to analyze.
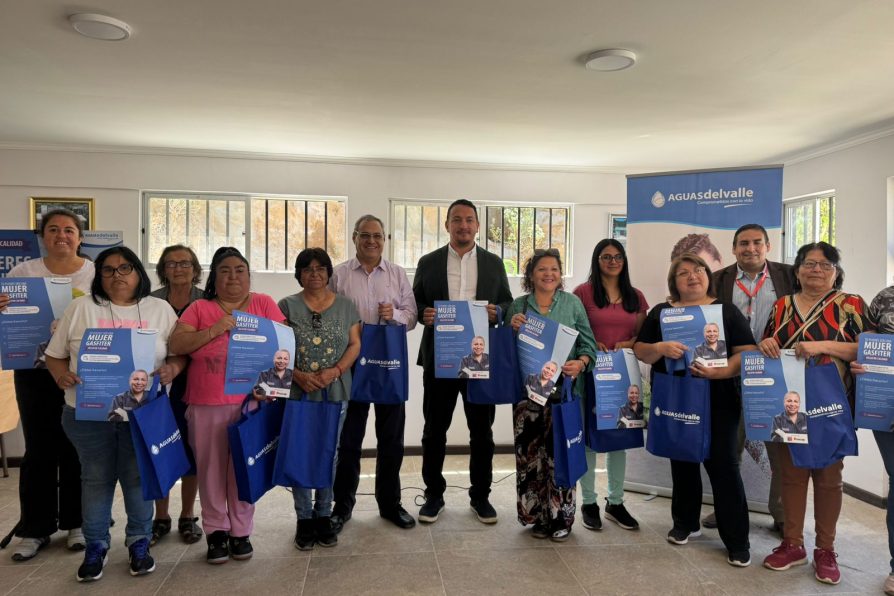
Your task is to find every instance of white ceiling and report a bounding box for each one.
[2,0,894,171]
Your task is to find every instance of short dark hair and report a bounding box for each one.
[670,233,722,264]
[732,223,770,246]
[521,249,563,293]
[155,244,203,287]
[204,247,250,300]
[38,208,85,257]
[294,247,333,286]
[90,246,152,304]
[446,199,478,221]
[667,253,716,302]
[793,241,844,291]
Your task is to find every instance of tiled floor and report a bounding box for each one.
[0,454,888,595]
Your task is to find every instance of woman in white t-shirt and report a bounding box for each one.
[0,208,94,562]
[44,246,185,582]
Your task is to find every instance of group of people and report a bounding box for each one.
[2,203,894,595]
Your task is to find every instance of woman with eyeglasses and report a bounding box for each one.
[506,248,597,542]
[278,248,361,550]
[572,239,648,532]
[148,245,204,546]
[759,242,875,585]
[634,253,756,567]
[168,246,285,565]
[44,246,184,581]
[0,209,92,561]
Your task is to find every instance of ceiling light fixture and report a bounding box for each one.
[585,49,636,72]
[69,13,132,41]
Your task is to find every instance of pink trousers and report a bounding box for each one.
[188,403,254,537]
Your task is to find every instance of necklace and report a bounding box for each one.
[108,300,143,329]
[216,294,250,315]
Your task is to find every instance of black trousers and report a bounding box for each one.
[13,369,82,537]
[332,400,406,515]
[670,399,750,553]
[421,369,496,501]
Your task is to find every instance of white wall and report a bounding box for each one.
[783,133,894,498]
[0,147,626,458]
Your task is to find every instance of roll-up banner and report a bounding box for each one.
[624,165,783,512]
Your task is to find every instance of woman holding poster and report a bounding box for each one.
[44,246,183,581]
[759,242,874,585]
[573,239,648,532]
[634,253,755,567]
[0,208,93,561]
[278,248,361,551]
[506,249,596,542]
[168,247,285,565]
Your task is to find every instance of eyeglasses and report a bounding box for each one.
[301,266,328,276]
[800,260,836,272]
[164,260,194,269]
[100,263,135,278]
[311,311,322,330]
[533,248,560,257]
[599,254,625,263]
[356,232,385,242]
[675,267,706,279]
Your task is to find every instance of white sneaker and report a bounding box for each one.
[67,528,86,551]
[11,536,50,561]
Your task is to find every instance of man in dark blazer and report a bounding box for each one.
[706,223,794,533]
[413,199,513,525]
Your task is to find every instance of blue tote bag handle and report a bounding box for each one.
[552,378,588,488]
[645,358,712,463]
[467,306,522,405]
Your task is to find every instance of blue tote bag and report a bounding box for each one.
[130,383,192,501]
[350,323,409,404]
[789,362,858,469]
[468,307,521,405]
[646,365,711,463]
[584,372,644,453]
[552,380,588,488]
[228,395,285,504]
[272,392,342,489]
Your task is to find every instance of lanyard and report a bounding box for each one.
[735,264,768,319]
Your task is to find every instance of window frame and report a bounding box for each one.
[782,191,836,264]
[141,191,347,272]
[388,198,574,277]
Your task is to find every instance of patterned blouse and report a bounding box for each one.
[762,291,876,400]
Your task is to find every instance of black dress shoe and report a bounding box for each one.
[381,506,416,529]
[331,512,352,535]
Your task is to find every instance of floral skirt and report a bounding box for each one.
[514,400,576,530]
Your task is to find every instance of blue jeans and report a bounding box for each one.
[62,406,152,549]
[875,430,894,573]
[293,401,348,520]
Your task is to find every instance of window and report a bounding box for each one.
[609,214,627,246]
[390,200,572,275]
[144,192,346,271]
[783,192,835,264]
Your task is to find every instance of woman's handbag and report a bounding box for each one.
[272,391,342,489]
[789,362,858,469]
[228,395,285,504]
[584,372,644,453]
[646,360,711,463]
[350,322,409,404]
[130,382,192,501]
[552,380,588,488]
[467,307,521,405]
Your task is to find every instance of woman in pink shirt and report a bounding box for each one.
[572,239,648,532]
[169,247,285,565]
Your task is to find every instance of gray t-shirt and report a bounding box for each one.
[278,293,360,402]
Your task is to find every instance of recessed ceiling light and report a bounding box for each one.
[69,13,132,41]
[585,49,636,72]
